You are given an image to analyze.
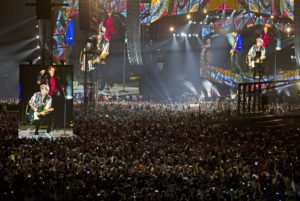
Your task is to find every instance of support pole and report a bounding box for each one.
[237,84,241,114]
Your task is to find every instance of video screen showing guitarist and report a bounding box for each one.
[80,21,109,71]
[28,84,53,135]
[93,21,110,65]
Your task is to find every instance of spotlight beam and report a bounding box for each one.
[0,16,35,37]
[0,37,37,54]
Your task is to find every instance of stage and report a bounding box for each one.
[18,128,75,139]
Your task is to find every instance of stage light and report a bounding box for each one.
[210,22,213,25]
[206,15,209,18]
[36,35,40,39]
[65,95,73,100]
[186,14,191,20]
[286,27,292,33]
[36,25,39,28]
[183,81,197,95]
[202,80,220,97]
[37,45,40,49]
[173,33,176,37]
[181,32,185,37]
[37,56,41,59]
[195,34,199,37]
[188,20,192,24]
[276,38,281,51]
[203,9,207,14]
[33,56,40,64]
[227,16,230,19]
[177,34,180,37]
[188,34,191,37]
[230,90,237,99]
[169,27,174,32]
[270,15,274,19]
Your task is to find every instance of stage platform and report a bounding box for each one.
[74,83,139,96]
[18,129,75,139]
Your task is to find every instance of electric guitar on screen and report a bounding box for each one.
[28,107,54,124]
[80,52,95,71]
[246,55,266,69]
[92,52,109,65]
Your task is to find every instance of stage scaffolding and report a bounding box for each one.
[237,79,300,114]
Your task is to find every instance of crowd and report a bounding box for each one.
[0,101,300,201]
[0,99,18,113]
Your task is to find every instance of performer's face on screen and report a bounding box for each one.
[256,39,262,48]
[49,67,56,77]
[40,86,48,96]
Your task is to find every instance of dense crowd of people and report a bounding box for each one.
[0,101,300,200]
[0,99,18,113]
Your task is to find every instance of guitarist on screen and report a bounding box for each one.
[247,38,266,69]
[92,21,110,65]
[230,30,243,73]
[28,84,53,135]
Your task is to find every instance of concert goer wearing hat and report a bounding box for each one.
[28,84,52,135]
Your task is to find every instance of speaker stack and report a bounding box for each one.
[294,0,300,66]
[79,0,90,31]
[127,0,143,66]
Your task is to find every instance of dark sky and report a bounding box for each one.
[0,0,37,98]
